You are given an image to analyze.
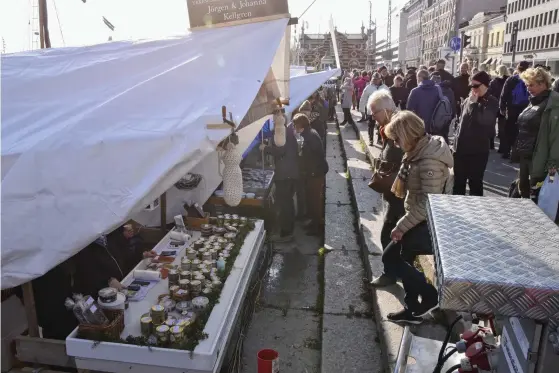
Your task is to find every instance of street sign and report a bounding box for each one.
[444,52,452,61]
[450,36,461,52]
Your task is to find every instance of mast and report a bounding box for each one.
[38,0,51,48]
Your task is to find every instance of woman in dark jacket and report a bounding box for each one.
[293,113,328,236]
[389,75,409,110]
[453,72,499,196]
[367,90,407,287]
[515,67,559,199]
[488,65,509,151]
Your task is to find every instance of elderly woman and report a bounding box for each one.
[340,77,355,126]
[367,91,406,287]
[515,67,559,199]
[382,111,454,323]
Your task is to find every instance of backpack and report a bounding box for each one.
[430,85,453,136]
[511,78,530,106]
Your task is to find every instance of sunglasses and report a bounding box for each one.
[469,83,482,89]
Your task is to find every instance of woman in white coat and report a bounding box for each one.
[359,73,389,144]
[340,77,355,126]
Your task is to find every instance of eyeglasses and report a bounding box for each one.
[469,83,482,89]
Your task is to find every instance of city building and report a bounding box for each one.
[458,11,506,71]
[421,0,507,65]
[297,24,373,71]
[374,39,400,70]
[399,0,427,68]
[503,0,559,74]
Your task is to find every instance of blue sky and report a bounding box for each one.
[0,0,402,53]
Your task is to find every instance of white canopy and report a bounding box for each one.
[132,68,340,228]
[1,18,289,289]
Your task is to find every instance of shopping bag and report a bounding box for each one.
[537,174,559,221]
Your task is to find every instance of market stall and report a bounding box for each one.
[1,6,294,372]
[205,69,341,228]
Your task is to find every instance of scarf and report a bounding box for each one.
[391,135,430,199]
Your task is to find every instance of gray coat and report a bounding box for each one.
[341,84,353,109]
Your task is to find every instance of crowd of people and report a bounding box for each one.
[338,60,559,323]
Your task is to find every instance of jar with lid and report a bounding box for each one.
[98,287,118,303]
[180,271,191,280]
[150,305,166,325]
[179,279,190,290]
[190,279,202,293]
[186,249,197,260]
[155,325,170,344]
[191,259,201,268]
[202,287,213,296]
[170,325,185,347]
[169,285,180,294]
[140,316,152,336]
[174,288,189,302]
[208,249,218,260]
[194,273,206,283]
[168,270,180,285]
[202,252,212,262]
[180,258,191,271]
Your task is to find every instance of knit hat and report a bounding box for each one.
[472,71,491,87]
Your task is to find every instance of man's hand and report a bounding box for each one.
[142,250,157,259]
[259,143,267,151]
[390,227,404,242]
[108,277,123,290]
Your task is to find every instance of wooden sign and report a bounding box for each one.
[187,0,289,29]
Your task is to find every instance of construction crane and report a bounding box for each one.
[387,0,392,53]
[30,0,40,50]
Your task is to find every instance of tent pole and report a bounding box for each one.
[160,193,167,233]
[22,282,40,338]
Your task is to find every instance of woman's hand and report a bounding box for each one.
[142,250,157,259]
[390,228,404,242]
[108,277,123,290]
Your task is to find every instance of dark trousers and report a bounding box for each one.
[275,179,296,236]
[296,179,307,218]
[453,152,489,196]
[342,108,355,124]
[502,107,523,155]
[305,176,325,229]
[368,118,376,143]
[382,223,437,311]
[518,156,532,198]
[328,103,336,119]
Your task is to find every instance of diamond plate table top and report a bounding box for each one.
[427,195,559,324]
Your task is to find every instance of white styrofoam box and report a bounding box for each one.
[66,220,265,373]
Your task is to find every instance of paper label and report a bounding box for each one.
[509,317,530,359]
[89,304,97,313]
[502,327,526,373]
[272,357,279,373]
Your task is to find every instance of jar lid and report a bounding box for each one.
[156,325,169,332]
[99,287,117,298]
[151,305,164,312]
[171,325,183,334]
[141,316,152,323]
[192,296,209,308]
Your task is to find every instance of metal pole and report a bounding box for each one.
[459,31,465,65]
[511,20,519,67]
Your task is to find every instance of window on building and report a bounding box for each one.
[545,34,550,48]
[554,9,558,23]
[552,33,557,47]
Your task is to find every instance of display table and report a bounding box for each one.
[66,220,266,373]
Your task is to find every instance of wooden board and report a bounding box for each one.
[207,196,264,207]
[15,336,75,368]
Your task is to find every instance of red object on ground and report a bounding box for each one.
[257,349,279,373]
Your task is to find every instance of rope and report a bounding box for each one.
[53,0,65,46]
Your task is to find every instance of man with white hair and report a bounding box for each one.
[360,73,389,144]
[366,91,411,287]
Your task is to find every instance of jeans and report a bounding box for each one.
[382,222,438,311]
[275,179,296,236]
[453,152,489,196]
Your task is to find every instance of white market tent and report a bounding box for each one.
[1,18,289,289]
[132,67,340,227]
